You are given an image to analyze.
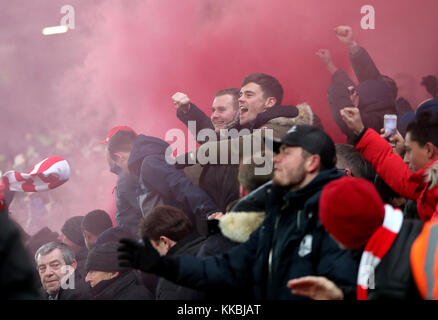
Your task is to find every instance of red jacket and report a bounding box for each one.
[355,128,438,221]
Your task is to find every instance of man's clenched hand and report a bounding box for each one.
[316,49,332,65]
[118,237,161,273]
[316,49,338,74]
[172,92,191,113]
[334,26,354,45]
[340,107,365,136]
[334,25,359,54]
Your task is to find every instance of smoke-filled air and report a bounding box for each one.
[1,0,437,233]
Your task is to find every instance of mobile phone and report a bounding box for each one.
[384,114,397,147]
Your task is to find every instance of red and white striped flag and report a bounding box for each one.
[357,205,404,300]
[2,156,70,192]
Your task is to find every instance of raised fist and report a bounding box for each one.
[340,107,364,136]
[334,26,354,45]
[172,92,191,111]
[316,49,332,65]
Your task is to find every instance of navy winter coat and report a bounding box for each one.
[127,135,219,229]
[115,170,144,237]
[168,168,359,300]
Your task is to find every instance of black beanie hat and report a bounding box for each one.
[61,216,86,247]
[82,210,113,236]
[85,242,126,272]
[95,226,134,246]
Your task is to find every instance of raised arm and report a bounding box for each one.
[327,84,356,138]
[334,25,381,82]
[340,107,421,199]
[316,49,338,75]
[316,47,356,88]
[172,92,214,142]
[118,225,259,291]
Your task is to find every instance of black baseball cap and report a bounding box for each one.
[401,98,438,126]
[272,125,336,169]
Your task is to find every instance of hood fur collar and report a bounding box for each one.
[219,212,265,243]
[266,103,314,127]
[426,160,438,189]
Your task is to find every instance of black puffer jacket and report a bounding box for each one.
[197,219,239,257]
[197,165,239,216]
[155,233,206,300]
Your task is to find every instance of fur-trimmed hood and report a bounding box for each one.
[219,211,265,243]
[405,157,438,221]
[265,102,314,127]
[188,103,318,165]
[262,103,315,139]
[426,160,438,189]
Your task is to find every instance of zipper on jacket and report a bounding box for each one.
[297,210,302,229]
[268,214,281,288]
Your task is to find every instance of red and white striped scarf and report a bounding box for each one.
[357,204,404,300]
[1,156,70,192]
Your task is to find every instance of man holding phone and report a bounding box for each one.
[340,105,438,222]
[384,114,398,147]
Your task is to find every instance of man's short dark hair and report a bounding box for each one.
[215,88,240,111]
[241,73,283,106]
[107,129,137,160]
[335,144,375,181]
[82,209,113,236]
[406,111,438,148]
[138,205,192,242]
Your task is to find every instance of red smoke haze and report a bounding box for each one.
[2,0,437,232]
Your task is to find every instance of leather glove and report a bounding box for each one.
[117,237,161,273]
